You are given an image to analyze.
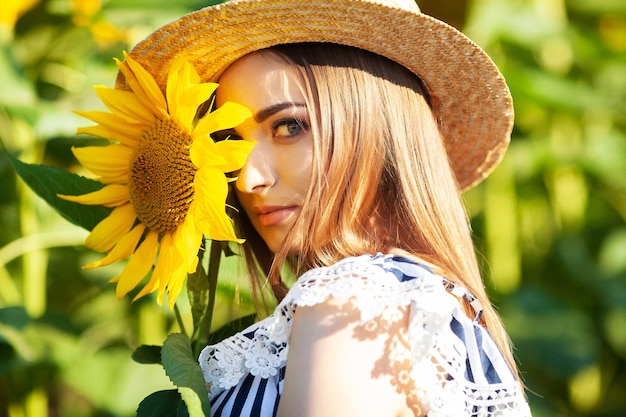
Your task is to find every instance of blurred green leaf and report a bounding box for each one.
[132,345,162,365]
[0,47,37,107]
[569,0,626,14]
[161,333,210,417]
[5,149,111,230]
[503,286,599,378]
[604,308,626,358]
[507,67,612,114]
[599,228,626,275]
[56,339,173,415]
[0,307,31,330]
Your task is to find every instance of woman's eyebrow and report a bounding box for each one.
[254,102,307,123]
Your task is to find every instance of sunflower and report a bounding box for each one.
[59,53,253,308]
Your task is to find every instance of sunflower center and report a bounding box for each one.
[128,118,197,235]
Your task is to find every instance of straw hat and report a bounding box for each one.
[118,0,513,190]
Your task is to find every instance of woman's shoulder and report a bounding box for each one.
[290,253,447,297]
[285,253,466,321]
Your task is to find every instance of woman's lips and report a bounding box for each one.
[255,206,298,227]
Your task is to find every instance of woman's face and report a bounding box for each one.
[215,51,313,253]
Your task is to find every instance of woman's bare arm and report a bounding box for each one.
[277,297,419,417]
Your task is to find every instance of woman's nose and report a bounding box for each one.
[235,141,275,193]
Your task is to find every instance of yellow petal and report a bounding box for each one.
[159,233,187,304]
[114,231,159,299]
[94,86,154,125]
[76,125,137,147]
[165,63,183,124]
[173,243,198,281]
[175,61,201,90]
[167,62,205,124]
[83,223,145,269]
[85,203,137,252]
[118,53,168,118]
[74,110,144,146]
[173,210,203,269]
[182,228,201,276]
[97,173,131,185]
[214,139,255,172]
[58,183,129,207]
[166,269,188,309]
[133,232,173,303]
[72,145,133,178]
[189,134,227,168]
[185,61,201,85]
[193,168,242,242]
[194,102,252,138]
[165,221,202,308]
[177,83,219,130]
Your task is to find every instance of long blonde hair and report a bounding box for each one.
[231,43,518,378]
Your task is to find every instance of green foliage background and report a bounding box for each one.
[1,0,625,416]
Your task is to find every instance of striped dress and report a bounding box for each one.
[198,253,532,417]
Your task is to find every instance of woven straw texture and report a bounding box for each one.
[118,0,514,190]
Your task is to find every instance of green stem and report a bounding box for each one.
[174,304,188,337]
[192,240,221,359]
[206,240,221,335]
[17,151,47,318]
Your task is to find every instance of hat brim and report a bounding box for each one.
[119,0,513,191]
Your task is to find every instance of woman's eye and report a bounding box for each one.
[273,119,307,138]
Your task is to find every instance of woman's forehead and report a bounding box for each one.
[216,51,305,110]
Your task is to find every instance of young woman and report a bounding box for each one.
[117,0,532,415]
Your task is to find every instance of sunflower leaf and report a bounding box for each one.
[161,333,211,417]
[5,150,112,231]
[137,389,185,417]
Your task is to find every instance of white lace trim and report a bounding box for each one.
[199,255,531,416]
